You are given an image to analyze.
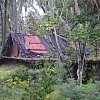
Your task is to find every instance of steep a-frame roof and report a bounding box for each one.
[1,33,68,61]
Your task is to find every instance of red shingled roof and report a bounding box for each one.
[24,35,48,54]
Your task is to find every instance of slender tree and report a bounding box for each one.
[1,0,8,47]
[12,0,18,32]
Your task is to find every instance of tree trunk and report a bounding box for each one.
[77,42,86,85]
[13,0,18,32]
[1,0,7,48]
[48,0,55,17]
[95,40,98,58]
[0,5,3,36]
[74,0,80,15]
[53,26,64,61]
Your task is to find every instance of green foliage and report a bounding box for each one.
[68,22,100,58]
[0,62,100,100]
[55,0,74,9]
[89,27,100,42]
[0,62,57,100]
[65,0,74,8]
[44,90,61,100]
[0,65,28,82]
[0,82,31,100]
[47,79,100,100]
[0,65,32,100]
[31,64,57,100]
[43,11,52,17]
[54,61,72,84]
[36,17,59,34]
[69,24,88,42]
[12,66,31,81]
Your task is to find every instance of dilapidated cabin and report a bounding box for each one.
[1,33,68,61]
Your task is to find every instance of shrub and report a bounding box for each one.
[30,64,57,100]
[0,63,57,100]
[12,65,30,81]
[53,79,100,100]
[44,90,61,100]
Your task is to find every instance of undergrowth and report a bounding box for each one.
[0,62,100,100]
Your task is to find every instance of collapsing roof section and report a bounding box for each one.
[1,33,68,61]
